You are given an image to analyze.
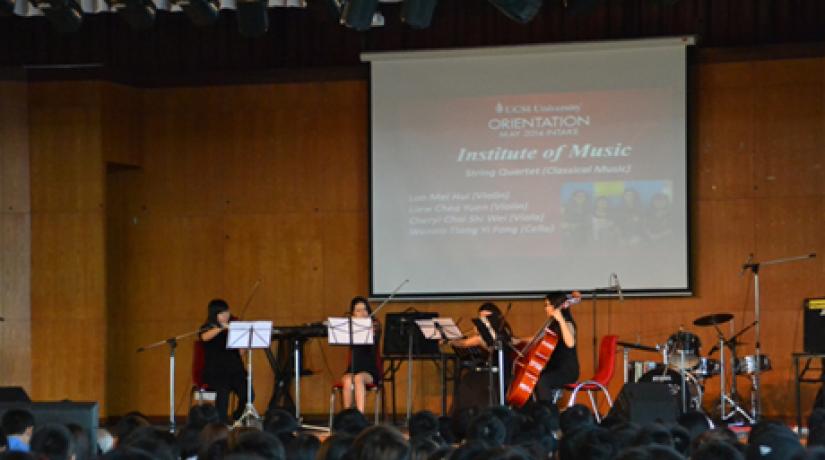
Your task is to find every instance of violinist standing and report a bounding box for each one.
[534,292,580,403]
[199,298,252,423]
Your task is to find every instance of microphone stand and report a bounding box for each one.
[365,279,408,423]
[137,327,203,433]
[742,252,815,420]
[591,281,617,374]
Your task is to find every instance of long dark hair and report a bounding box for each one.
[206,299,229,324]
[545,292,575,323]
[349,296,372,315]
[478,302,514,338]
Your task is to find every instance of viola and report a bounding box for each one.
[505,291,582,407]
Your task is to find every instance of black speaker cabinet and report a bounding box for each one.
[804,298,825,353]
[606,383,680,425]
[0,401,98,459]
[382,311,440,357]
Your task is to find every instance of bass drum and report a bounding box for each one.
[637,366,703,412]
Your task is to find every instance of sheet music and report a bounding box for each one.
[327,317,374,345]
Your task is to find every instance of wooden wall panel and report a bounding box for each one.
[102,84,143,167]
[99,56,825,420]
[0,77,31,388]
[28,82,107,412]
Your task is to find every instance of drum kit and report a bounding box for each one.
[623,312,770,423]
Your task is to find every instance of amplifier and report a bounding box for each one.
[804,298,825,353]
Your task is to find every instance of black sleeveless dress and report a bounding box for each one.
[535,319,579,401]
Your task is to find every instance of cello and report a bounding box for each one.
[505,291,582,407]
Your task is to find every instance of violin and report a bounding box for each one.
[505,291,582,407]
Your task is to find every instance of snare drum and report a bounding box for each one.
[666,331,702,370]
[734,354,771,375]
[627,360,658,382]
[692,357,720,378]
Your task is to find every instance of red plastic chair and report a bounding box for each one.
[191,340,217,405]
[564,335,618,422]
[329,351,383,429]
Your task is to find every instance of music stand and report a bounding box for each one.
[472,317,509,405]
[415,318,462,341]
[328,316,374,425]
[227,321,272,427]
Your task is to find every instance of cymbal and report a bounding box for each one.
[693,313,734,327]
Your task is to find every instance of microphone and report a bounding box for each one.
[611,273,624,301]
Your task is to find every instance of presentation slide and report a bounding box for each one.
[367,39,691,297]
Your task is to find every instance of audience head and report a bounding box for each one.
[409,411,440,442]
[451,407,479,443]
[231,430,284,460]
[284,433,319,460]
[109,414,150,446]
[466,412,506,448]
[30,424,76,460]
[409,437,439,460]
[615,444,685,460]
[64,424,88,460]
[693,440,744,460]
[559,404,594,435]
[351,425,409,460]
[316,435,353,460]
[632,422,674,448]
[474,446,533,460]
[118,426,178,460]
[1,409,35,440]
[746,423,803,460]
[332,409,369,438]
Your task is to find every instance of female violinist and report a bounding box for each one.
[533,292,579,403]
[340,296,382,414]
[199,298,251,423]
[449,303,518,411]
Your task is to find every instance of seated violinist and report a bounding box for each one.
[448,303,519,411]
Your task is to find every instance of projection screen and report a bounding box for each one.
[366,37,694,298]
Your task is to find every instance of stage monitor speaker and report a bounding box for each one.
[606,383,679,425]
[0,401,98,460]
[382,311,440,357]
[0,387,31,402]
[804,298,825,353]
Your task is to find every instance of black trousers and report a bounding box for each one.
[207,371,253,423]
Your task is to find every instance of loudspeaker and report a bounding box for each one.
[606,383,679,424]
[0,387,31,402]
[382,311,440,357]
[0,401,98,460]
[804,298,825,353]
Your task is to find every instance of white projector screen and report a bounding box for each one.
[366,38,692,298]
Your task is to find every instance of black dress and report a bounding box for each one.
[348,328,381,382]
[535,319,579,402]
[200,324,251,422]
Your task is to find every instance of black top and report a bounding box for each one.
[199,324,246,385]
[348,323,381,382]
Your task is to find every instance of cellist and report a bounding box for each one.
[533,292,580,403]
